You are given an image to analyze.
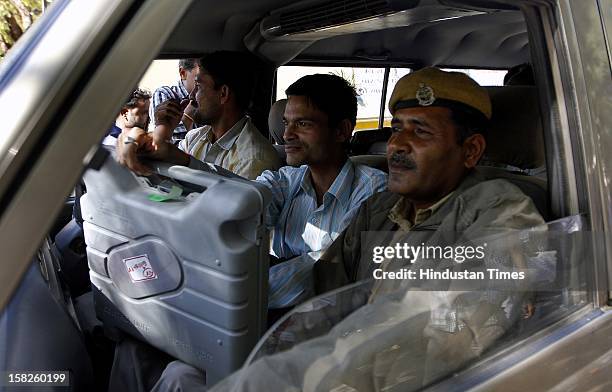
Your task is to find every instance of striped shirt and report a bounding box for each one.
[256,159,387,308]
[149,80,189,142]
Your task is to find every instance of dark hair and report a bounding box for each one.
[179,58,199,71]
[198,51,257,111]
[123,88,151,109]
[285,74,357,128]
[450,108,488,145]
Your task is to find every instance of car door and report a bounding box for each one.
[0,0,192,309]
[434,0,612,389]
[0,0,192,388]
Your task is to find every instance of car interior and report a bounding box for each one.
[0,0,595,390]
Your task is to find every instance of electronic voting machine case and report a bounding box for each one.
[80,156,270,384]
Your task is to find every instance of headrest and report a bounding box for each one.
[350,155,388,173]
[483,86,545,170]
[268,99,287,145]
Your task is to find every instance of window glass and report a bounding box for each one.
[440,68,507,86]
[277,66,387,131]
[239,215,588,391]
[383,67,412,127]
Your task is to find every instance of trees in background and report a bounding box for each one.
[1,0,48,59]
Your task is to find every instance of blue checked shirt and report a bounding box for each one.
[149,80,190,142]
[255,159,387,308]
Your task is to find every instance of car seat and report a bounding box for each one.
[268,99,287,165]
[480,85,548,219]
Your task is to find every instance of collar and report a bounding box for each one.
[387,169,486,230]
[201,116,248,150]
[299,159,354,208]
[109,124,122,138]
[388,190,457,231]
[390,191,455,231]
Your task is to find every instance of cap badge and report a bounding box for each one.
[416,83,435,106]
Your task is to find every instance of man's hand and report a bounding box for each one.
[182,85,199,131]
[116,127,191,175]
[116,127,154,176]
[182,99,198,131]
[149,134,191,166]
[116,99,193,176]
[154,99,188,143]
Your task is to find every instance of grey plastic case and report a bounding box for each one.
[81,156,271,385]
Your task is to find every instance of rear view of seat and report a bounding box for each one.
[349,128,390,172]
[481,86,549,219]
[81,159,271,385]
[268,99,287,165]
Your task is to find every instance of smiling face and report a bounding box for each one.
[282,95,341,167]
[387,106,475,207]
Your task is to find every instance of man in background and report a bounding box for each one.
[102,88,151,147]
[117,51,281,179]
[148,58,200,142]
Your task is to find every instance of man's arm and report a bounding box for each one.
[254,168,291,228]
[115,127,154,176]
[148,87,175,132]
[180,88,199,132]
[116,100,191,175]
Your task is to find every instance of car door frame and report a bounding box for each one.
[428,0,612,389]
[0,0,193,310]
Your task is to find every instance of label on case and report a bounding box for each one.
[123,254,158,283]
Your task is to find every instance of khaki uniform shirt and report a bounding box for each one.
[314,169,545,293]
[179,116,281,180]
[370,191,455,298]
[388,191,454,231]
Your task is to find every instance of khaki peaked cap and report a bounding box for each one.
[388,67,492,120]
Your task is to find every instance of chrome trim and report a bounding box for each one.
[427,306,601,391]
[556,0,612,306]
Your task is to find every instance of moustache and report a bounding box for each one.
[388,152,417,170]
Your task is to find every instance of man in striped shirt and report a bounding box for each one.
[148,58,200,143]
[257,74,387,309]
